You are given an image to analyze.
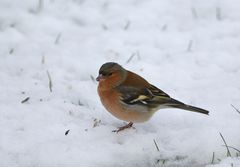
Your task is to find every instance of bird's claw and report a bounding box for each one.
[112,122,134,133]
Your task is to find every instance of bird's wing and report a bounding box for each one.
[116,84,180,109]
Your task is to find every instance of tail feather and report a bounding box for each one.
[172,104,209,115]
[167,98,209,115]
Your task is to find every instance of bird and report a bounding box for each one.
[96,62,209,132]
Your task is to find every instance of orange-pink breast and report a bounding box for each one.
[98,85,154,123]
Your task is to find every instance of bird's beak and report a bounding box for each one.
[96,74,104,81]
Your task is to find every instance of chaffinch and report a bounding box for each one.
[96,62,209,132]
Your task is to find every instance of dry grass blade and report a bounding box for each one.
[9,48,14,54]
[191,7,198,19]
[216,7,222,20]
[41,55,45,64]
[211,152,215,164]
[102,24,108,30]
[65,129,70,136]
[55,33,62,44]
[126,52,137,64]
[38,0,44,12]
[187,40,193,52]
[219,132,231,157]
[21,97,30,103]
[124,20,131,30]
[231,104,240,114]
[47,70,53,92]
[90,75,96,83]
[93,118,101,128]
[136,51,141,60]
[153,139,160,152]
[78,100,84,106]
[161,24,167,31]
[221,145,240,153]
[126,54,135,63]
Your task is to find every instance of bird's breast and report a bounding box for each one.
[97,87,155,123]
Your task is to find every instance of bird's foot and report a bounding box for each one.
[112,122,134,133]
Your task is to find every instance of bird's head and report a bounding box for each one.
[96,62,127,89]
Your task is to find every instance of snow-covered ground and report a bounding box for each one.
[0,0,240,166]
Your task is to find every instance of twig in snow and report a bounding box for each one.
[124,20,131,30]
[47,70,53,92]
[191,7,198,19]
[55,33,62,44]
[211,152,215,164]
[68,110,73,115]
[216,7,222,21]
[102,24,108,30]
[90,75,96,83]
[231,104,240,114]
[153,139,160,152]
[126,51,140,64]
[65,129,70,136]
[221,145,240,154]
[156,159,167,165]
[78,99,84,106]
[10,23,16,28]
[187,40,193,52]
[136,51,141,60]
[21,97,30,103]
[41,55,45,64]
[38,0,44,12]
[9,48,14,54]
[161,24,168,31]
[219,132,231,157]
[28,0,43,14]
[93,118,101,128]
[126,53,136,64]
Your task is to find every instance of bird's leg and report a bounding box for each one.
[112,122,134,133]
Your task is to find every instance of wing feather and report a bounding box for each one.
[116,84,174,109]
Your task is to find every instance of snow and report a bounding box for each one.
[0,0,240,166]
[207,158,240,167]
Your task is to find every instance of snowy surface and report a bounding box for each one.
[0,0,240,166]
[206,158,240,167]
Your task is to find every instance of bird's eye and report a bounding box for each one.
[108,73,113,76]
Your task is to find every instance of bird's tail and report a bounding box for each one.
[166,98,209,115]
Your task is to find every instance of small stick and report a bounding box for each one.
[78,100,84,106]
[9,48,14,54]
[102,24,108,30]
[231,104,240,114]
[124,20,131,30]
[191,7,198,19]
[21,97,30,103]
[126,51,140,64]
[187,40,193,52]
[219,132,231,157]
[65,129,70,136]
[41,55,45,64]
[216,7,222,21]
[55,33,62,44]
[126,54,135,63]
[93,119,101,128]
[38,0,44,12]
[47,70,53,92]
[161,24,167,31]
[136,51,141,60]
[221,145,240,153]
[90,75,96,83]
[153,139,160,152]
[211,152,215,164]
